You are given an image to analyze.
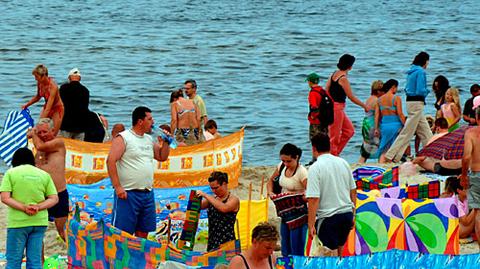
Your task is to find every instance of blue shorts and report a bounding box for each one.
[112,189,156,234]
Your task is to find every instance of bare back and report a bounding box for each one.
[174,98,200,129]
[465,127,480,172]
[35,137,67,192]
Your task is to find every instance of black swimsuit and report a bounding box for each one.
[329,72,346,103]
[238,254,273,269]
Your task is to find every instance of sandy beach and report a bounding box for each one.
[0,164,478,258]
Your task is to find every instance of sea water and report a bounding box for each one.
[1,0,479,167]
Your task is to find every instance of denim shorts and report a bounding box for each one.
[112,189,156,234]
[468,172,480,209]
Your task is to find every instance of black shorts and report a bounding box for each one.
[48,189,70,218]
[434,163,462,176]
[316,212,353,250]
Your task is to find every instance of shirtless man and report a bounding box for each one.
[29,118,68,240]
[460,107,480,248]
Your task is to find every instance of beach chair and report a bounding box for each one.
[0,109,34,166]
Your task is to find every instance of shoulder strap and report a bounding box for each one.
[391,97,396,107]
[238,254,250,269]
[268,255,273,269]
[280,163,286,174]
[335,74,345,82]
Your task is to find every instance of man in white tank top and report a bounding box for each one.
[107,106,171,238]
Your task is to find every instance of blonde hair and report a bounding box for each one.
[37,118,54,129]
[371,80,383,96]
[446,87,461,111]
[32,64,48,77]
[251,222,279,243]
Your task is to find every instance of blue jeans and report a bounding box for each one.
[6,226,47,269]
[280,222,308,256]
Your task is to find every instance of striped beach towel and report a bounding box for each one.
[0,109,34,166]
[177,190,202,250]
[271,192,308,229]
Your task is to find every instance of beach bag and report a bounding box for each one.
[272,163,285,194]
[0,109,34,165]
[304,229,324,257]
[311,88,334,126]
[271,192,308,228]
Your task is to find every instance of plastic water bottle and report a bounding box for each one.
[155,128,178,149]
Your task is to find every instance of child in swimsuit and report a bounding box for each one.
[438,87,461,132]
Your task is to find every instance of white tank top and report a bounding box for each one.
[117,129,154,190]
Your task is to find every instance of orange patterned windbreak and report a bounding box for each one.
[45,128,243,188]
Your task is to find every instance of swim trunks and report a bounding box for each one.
[433,163,462,176]
[48,189,69,218]
[316,211,353,250]
[112,189,156,235]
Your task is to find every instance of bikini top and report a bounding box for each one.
[378,96,397,115]
[238,254,273,269]
[176,100,195,116]
[329,72,346,103]
[37,77,53,100]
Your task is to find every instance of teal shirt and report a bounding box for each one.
[0,164,57,228]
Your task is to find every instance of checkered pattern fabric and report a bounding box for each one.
[407,181,441,199]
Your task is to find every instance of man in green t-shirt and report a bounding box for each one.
[184,79,208,126]
[0,148,58,269]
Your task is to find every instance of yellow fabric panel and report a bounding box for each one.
[234,199,269,249]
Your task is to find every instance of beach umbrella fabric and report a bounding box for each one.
[0,109,34,165]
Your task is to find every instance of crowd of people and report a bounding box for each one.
[305,52,480,251]
[3,52,480,268]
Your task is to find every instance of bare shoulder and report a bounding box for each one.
[228,255,245,269]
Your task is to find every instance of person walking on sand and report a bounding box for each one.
[359,80,384,163]
[29,118,68,241]
[374,79,406,163]
[385,52,433,162]
[0,148,58,269]
[22,64,64,136]
[59,68,90,140]
[326,54,368,156]
[307,72,330,138]
[306,133,356,256]
[460,107,480,248]
[107,106,171,238]
[228,222,278,269]
[197,171,240,251]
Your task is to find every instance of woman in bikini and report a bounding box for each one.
[374,79,406,163]
[170,89,201,145]
[325,54,368,156]
[22,64,64,136]
[228,222,278,269]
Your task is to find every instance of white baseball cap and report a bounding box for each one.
[68,68,81,77]
[473,96,480,110]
